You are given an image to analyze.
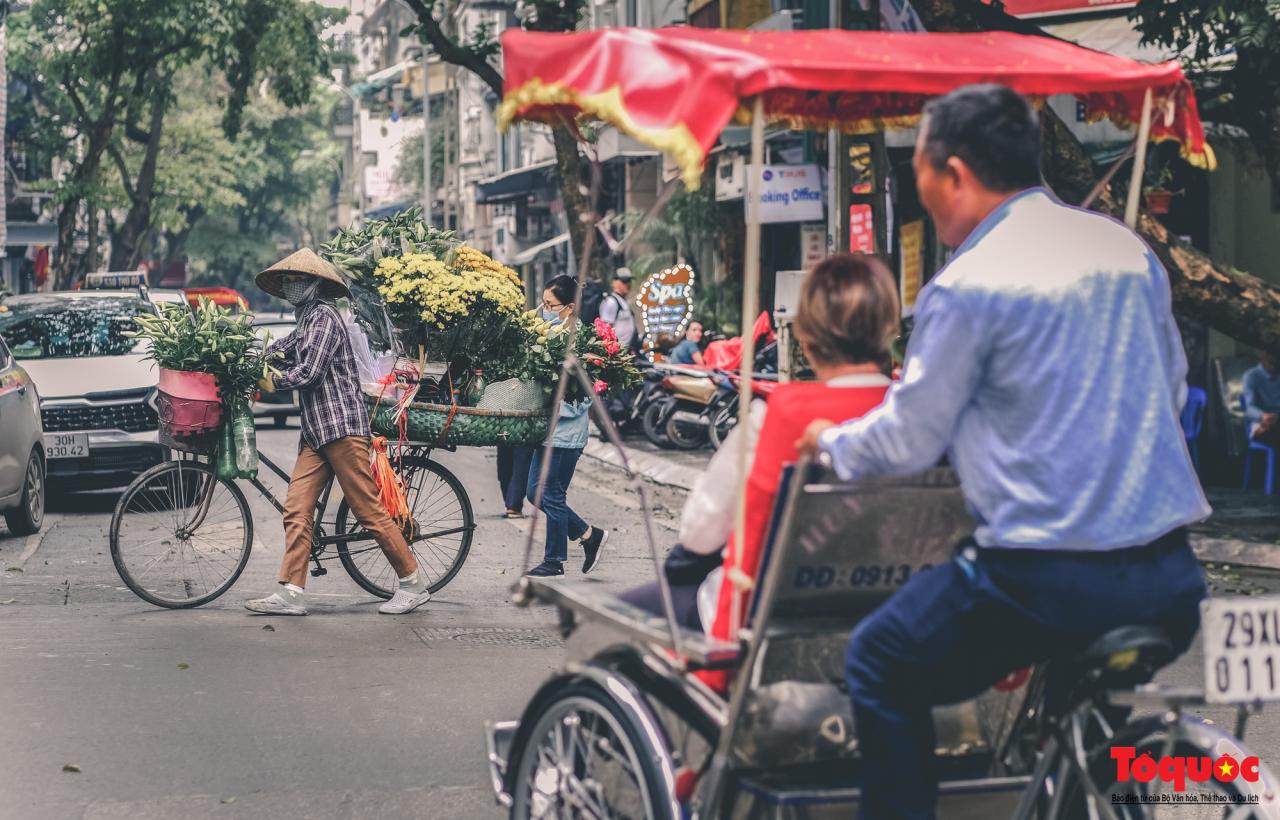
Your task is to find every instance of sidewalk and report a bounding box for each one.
[583,434,1280,572]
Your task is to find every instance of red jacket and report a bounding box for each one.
[702,377,890,689]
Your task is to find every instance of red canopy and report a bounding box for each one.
[499,27,1211,187]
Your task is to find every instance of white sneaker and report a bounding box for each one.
[244,591,307,616]
[379,584,431,615]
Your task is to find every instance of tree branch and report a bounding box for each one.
[106,142,138,202]
[402,0,504,98]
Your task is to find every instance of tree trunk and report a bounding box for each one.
[53,121,111,288]
[551,126,608,280]
[109,88,169,271]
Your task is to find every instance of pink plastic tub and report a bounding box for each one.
[159,368,221,402]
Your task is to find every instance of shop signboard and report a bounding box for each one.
[746,164,825,224]
[800,223,827,271]
[849,204,875,253]
[899,220,925,317]
[636,263,696,349]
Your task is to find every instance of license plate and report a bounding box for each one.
[45,433,89,459]
[1202,595,1280,704]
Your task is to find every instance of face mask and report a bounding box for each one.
[282,278,318,306]
[540,307,560,322]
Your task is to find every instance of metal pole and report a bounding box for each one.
[422,59,432,223]
[728,95,764,639]
[1123,88,1154,229]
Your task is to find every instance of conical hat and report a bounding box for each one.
[256,248,349,299]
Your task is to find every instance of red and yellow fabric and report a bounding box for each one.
[499,27,1213,188]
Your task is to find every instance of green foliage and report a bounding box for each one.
[490,316,642,402]
[128,300,268,404]
[392,114,450,198]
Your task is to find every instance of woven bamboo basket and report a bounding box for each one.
[366,394,550,447]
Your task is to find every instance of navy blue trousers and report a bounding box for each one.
[845,530,1206,820]
[527,447,587,563]
[496,445,534,513]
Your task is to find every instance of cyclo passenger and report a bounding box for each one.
[621,253,897,670]
[797,84,1209,820]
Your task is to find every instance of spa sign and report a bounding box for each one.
[636,263,695,348]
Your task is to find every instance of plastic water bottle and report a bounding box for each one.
[231,404,258,479]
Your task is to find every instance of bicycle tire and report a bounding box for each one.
[336,455,474,598]
[110,460,253,609]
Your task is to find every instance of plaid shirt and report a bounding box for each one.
[269,301,369,451]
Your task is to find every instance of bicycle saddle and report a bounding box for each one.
[1066,625,1176,703]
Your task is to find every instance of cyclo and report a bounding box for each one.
[488,463,1279,818]
[485,26,1279,819]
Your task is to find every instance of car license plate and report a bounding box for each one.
[1202,595,1280,704]
[45,432,89,459]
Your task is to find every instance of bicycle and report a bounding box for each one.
[108,441,474,609]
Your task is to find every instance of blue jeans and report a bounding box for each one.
[527,447,587,563]
[845,530,1205,820]
[497,445,534,513]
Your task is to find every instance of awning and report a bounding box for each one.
[364,199,415,221]
[499,28,1212,187]
[6,221,57,247]
[351,60,419,98]
[475,159,557,204]
[509,233,569,265]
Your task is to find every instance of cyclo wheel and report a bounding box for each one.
[510,683,674,820]
[109,459,253,609]
[336,454,474,598]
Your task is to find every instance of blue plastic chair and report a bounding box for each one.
[1241,396,1276,495]
[1181,386,1206,470]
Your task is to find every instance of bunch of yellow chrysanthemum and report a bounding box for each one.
[373,251,525,331]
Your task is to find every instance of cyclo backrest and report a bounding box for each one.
[725,464,1029,769]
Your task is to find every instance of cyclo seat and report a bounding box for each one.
[1056,625,1176,710]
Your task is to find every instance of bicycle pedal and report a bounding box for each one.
[310,567,327,577]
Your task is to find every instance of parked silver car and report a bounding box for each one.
[0,334,45,533]
[251,314,299,427]
[0,292,163,491]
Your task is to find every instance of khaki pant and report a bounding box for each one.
[279,436,416,587]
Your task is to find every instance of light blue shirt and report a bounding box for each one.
[1242,364,1280,427]
[552,399,590,449]
[819,188,1210,550]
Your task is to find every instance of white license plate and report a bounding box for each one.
[1202,595,1280,704]
[45,433,89,459]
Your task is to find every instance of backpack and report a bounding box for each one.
[579,280,607,324]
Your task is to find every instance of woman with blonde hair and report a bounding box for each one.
[621,253,899,671]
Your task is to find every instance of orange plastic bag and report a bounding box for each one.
[369,436,410,526]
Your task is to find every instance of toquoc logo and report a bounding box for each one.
[1112,747,1262,793]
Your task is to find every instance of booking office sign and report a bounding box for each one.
[636,263,695,351]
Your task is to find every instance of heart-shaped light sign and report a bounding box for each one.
[635,263,695,351]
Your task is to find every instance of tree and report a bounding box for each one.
[1130,0,1280,203]
[8,0,340,287]
[401,0,609,278]
[905,0,1280,355]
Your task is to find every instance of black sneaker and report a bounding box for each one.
[525,560,565,577]
[581,527,609,574]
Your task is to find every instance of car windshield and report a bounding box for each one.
[0,296,150,359]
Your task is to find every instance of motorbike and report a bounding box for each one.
[705,369,779,451]
[644,369,719,450]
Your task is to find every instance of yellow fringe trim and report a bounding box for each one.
[499,78,707,189]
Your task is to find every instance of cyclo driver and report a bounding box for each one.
[798,85,1209,820]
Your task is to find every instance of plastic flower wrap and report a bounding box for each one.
[321,208,526,367]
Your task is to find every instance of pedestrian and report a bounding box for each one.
[670,321,704,365]
[524,274,609,578]
[797,84,1209,820]
[496,445,533,518]
[1243,349,1280,448]
[244,248,432,616]
[598,267,637,352]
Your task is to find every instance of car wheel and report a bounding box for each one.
[5,448,45,535]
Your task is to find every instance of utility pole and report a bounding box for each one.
[422,57,432,224]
